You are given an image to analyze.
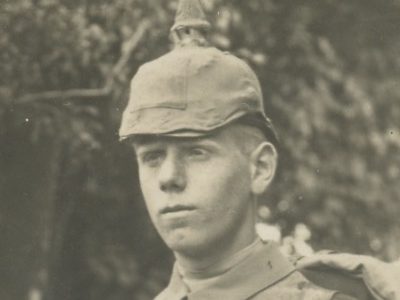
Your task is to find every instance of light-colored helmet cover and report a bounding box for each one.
[119,0,277,142]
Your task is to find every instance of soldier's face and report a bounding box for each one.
[133,127,256,256]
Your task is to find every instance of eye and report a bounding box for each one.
[140,150,165,167]
[186,147,209,159]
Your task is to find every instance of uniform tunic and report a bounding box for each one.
[155,240,356,300]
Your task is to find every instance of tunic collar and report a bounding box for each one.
[157,241,296,300]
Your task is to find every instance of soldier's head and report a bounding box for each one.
[119,0,278,257]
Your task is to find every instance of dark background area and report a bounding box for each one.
[0,0,399,299]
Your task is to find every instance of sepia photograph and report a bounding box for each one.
[0,0,399,299]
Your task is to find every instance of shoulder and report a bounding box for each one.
[298,267,370,300]
[252,270,350,300]
[294,253,373,300]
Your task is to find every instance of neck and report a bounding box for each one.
[175,203,257,273]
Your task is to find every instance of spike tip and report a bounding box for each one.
[171,0,211,47]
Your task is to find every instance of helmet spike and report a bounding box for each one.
[170,0,211,47]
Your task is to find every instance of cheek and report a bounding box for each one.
[138,164,160,189]
[138,169,159,215]
[193,158,252,213]
[221,157,251,193]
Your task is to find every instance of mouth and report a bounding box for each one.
[160,205,196,215]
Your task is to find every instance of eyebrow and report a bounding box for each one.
[180,139,222,151]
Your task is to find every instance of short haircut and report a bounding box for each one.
[226,123,267,157]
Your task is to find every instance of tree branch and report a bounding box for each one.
[17,87,111,104]
[110,20,151,83]
[16,20,151,105]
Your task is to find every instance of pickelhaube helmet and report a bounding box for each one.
[119,0,278,144]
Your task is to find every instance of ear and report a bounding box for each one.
[249,142,278,195]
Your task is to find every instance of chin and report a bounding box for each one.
[163,229,209,256]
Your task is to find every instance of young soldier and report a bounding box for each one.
[119,0,376,299]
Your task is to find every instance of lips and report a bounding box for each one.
[160,205,196,214]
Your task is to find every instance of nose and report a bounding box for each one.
[158,153,186,193]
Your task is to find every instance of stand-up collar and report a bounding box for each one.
[156,241,296,300]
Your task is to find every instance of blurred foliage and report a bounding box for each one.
[0,0,399,299]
